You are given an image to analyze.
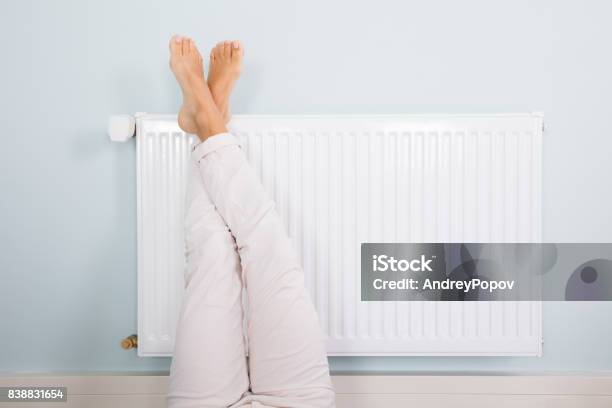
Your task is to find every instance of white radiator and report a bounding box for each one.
[133,113,543,357]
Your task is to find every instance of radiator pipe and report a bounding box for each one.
[121,334,138,349]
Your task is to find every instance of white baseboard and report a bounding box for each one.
[1,374,611,408]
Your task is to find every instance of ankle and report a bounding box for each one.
[194,108,227,141]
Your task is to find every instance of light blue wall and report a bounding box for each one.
[2,0,612,373]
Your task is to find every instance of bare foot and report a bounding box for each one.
[169,35,204,133]
[169,35,227,140]
[208,40,243,123]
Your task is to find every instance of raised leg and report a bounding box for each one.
[192,134,336,408]
[167,161,249,408]
[167,35,249,407]
[170,34,334,407]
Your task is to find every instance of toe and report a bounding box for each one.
[223,41,231,58]
[231,40,243,58]
[181,37,190,55]
[214,42,224,59]
[169,35,182,54]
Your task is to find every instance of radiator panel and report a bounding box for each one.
[136,114,543,357]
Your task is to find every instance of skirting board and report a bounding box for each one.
[1,374,611,408]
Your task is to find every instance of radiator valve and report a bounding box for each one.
[108,114,136,142]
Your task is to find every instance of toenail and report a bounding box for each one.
[232,41,239,49]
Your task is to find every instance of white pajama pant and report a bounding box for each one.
[167,133,335,408]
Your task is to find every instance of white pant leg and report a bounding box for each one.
[192,133,335,408]
[167,161,249,408]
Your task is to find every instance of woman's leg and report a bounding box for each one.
[191,135,335,408]
[170,34,334,407]
[167,36,248,408]
[167,160,249,408]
